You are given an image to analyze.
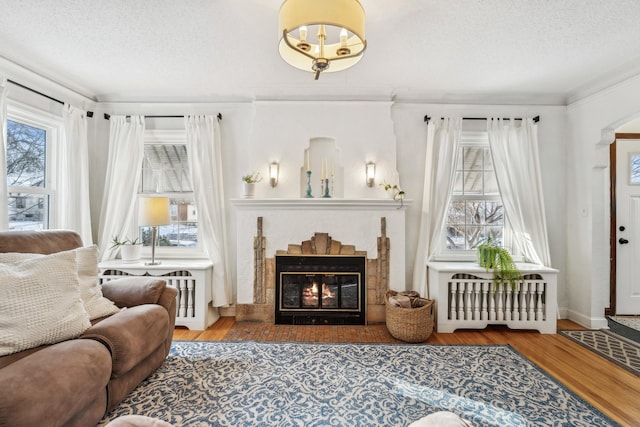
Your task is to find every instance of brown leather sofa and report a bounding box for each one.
[0,230,178,427]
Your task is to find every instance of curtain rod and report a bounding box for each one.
[7,79,94,117]
[103,113,222,121]
[423,115,540,124]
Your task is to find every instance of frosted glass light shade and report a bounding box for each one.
[138,196,170,226]
[279,0,366,78]
[366,161,376,187]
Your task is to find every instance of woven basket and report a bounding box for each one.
[385,290,434,343]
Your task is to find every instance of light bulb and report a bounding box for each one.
[299,26,307,41]
[340,28,348,47]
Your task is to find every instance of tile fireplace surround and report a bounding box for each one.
[232,199,408,324]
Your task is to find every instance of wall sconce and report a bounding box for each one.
[366,161,376,187]
[269,161,280,187]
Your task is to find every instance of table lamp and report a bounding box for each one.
[138,196,170,265]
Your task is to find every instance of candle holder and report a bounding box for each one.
[323,178,331,198]
[330,174,334,197]
[305,170,313,198]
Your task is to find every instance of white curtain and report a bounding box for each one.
[58,104,93,244]
[185,115,231,307]
[412,118,462,297]
[97,116,145,261]
[487,118,551,267]
[0,78,8,230]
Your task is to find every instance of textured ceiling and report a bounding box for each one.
[1,0,640,105]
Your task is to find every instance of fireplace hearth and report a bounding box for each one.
[275,255,366,325]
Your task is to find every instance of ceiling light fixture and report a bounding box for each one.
[278,0,366,80]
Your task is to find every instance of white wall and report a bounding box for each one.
[566,73,640,328]
[616,117,640,133]
[181,100,566,309]
[392,103,567,307]
[246,101,399,199]
[90,102,254,301]
[0,58,571,316]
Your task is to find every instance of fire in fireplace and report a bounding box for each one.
[275,255,366,325]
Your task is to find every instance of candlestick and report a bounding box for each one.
[305,170,313,198]
[331,173,334,197]
[323,178,331,198]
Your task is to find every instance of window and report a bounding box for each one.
[139,130,199,253]
[630,152,640,184]
[443,131,508,257]
[5,103,60,230]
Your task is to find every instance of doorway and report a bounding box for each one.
[610,133,640,315]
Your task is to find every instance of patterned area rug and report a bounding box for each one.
[608,315,640,344]
[99,341,616,427]
[559,329,640,376]
[609,315,640,332]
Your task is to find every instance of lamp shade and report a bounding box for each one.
[279,0,366,78]
[138,196,171,227]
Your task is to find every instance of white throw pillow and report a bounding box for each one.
[0,251,91,356]
[74,245,121,320]
[0,246,120,320]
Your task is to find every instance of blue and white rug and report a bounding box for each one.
[100,341,617,427]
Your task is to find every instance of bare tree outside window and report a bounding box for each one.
[6,120,45,187]
[6,120,49,230]
[445,133,505,252]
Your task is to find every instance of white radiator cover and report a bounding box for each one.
[428,262,558,334]
[99,260,217,330]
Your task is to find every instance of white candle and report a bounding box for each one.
[340,28,348,47]
[306,150,310,172]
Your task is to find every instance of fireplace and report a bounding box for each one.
[275,255,366,325]
[232,200,408,324]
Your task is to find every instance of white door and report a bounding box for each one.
[616,139,640,314]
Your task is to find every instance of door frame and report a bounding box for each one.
[608,133,640,316]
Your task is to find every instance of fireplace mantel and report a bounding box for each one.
[232,198,409,305]
[231,198,412,210]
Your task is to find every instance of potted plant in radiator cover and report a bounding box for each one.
[477,238,522,288]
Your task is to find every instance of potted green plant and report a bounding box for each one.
[477,238,521,288]
[241,172,262,198]
[111,236,142,262]
[380,182,405,207]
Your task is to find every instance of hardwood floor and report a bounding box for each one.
[174,318,640,426]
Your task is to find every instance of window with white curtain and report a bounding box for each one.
[139,129,201,254]
[441,131,513,259]
[5,103,61,230]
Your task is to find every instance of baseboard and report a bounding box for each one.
[558,306,569,319]
[219,306,236,317]
[566,309,609,329]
